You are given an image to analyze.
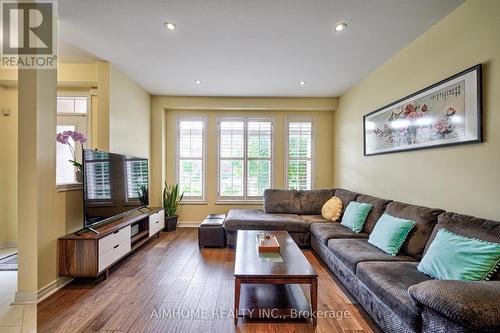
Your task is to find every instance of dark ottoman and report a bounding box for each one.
[198,214,226,248]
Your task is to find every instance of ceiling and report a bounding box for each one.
[58,0,464,97]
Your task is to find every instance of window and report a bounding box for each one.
[56,95,91,185]
[176,117,206,201]
[218,117,273,201]
[286,118,313,190]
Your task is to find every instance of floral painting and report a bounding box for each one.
[364,65,482,155]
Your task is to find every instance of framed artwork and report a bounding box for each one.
[363,64,482,156]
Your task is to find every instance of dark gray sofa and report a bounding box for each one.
[225,189,334,247]
[223,188,500,333]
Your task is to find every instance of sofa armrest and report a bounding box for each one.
[408,280,500,332]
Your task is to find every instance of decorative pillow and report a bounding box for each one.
[417,228,500,281]
[341,202,373,233]
[368,213,416,256]
[321,196,343,222]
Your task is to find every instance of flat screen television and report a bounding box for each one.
[83,149,149,228]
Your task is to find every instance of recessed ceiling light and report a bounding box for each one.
[299,81,306,86]
[334,22,347,32]
[164,22,177,31]
[194,80,201,84]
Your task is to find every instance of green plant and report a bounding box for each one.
[137,184,149,206]
[162,183,184,217]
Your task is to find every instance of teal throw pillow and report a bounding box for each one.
[368,213,415,256]
[417,228,500,281]
[341,202,373,233]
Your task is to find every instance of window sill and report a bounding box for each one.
[215,201,263,205]
[179,201,207,205]
[57,183,83,192]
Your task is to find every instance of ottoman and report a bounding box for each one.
[198,214,226,248]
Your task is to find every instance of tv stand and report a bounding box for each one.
[58,207,164,278]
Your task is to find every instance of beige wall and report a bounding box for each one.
[0,86,18,245]
[151,97,337,222]
[35,63,151,289]
[333,0,500,220]
[39,64,150,289]
[1,62,151,291]
[109,66,151,157]
[0,63,96,249]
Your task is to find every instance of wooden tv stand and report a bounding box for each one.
[58,207,164,278]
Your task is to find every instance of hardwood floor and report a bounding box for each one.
[38,228,379,333]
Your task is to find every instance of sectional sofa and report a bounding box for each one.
[224,188,500,333]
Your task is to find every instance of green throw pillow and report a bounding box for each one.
[417,228,500,281]
[368,213,415,256]
[341,202,373,233]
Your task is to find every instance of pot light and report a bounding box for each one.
[194,80,201,84]
[334,22,347,32]
[164,22,177,31]
[299,81,306,86]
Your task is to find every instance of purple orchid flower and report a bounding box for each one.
[56,130,87,172]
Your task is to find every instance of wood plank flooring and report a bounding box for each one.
[38,228,379,333]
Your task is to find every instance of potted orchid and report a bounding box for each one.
[56,130,87,182]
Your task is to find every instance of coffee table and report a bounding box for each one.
[234,230,318,325]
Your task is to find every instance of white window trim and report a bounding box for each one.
[284,116,315,190]
[175,116,207,203]
[56,92,92,188]
[216,116,275,203]
[57,91,92,146]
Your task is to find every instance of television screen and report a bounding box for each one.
[83,149,149,227]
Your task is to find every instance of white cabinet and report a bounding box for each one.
[98,226,131,255]
[98,225,131,272]
[149,209,165,237]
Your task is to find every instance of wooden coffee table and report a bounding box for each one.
[234,230,318,325]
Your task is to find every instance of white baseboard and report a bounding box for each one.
[0,240,17,249]
[6,240,17,247]
[37,277,73,303]
[177,221,200,228]
[14,292,37,305]
[13,277,73,305]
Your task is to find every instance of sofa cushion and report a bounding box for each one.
[263,189,300,214]
[321,196,343,221]
[327,238,416,273]
[334,188,360,212]
[224,209,308,232]
[300,215,329,224]
[425,212,500,280]
[368,213,416,256]
[409,280,500,332]
[385,201,444,260]
[357,262,431,327]
[356,194,392,233]
[310,223,368,244]
[425,212,500,253]
[341,202,373,233]
[418,228,500,281]
[298,189,336,215]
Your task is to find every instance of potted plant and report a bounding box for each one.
[137,184,149,206]
[56,130,87,182]
[162,183,184,231]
